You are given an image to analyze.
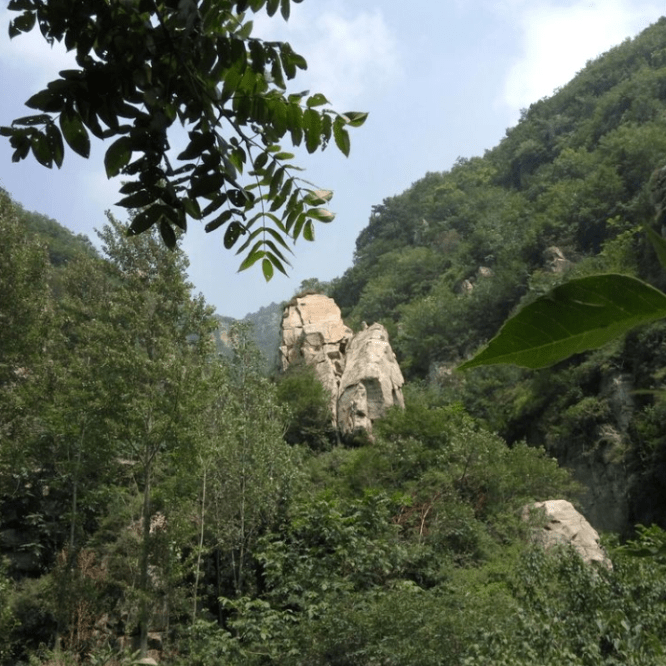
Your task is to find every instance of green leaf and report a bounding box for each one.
[264,239,291,264]
[249,39,266,73]
[303,219,315,241]
[128,206,162,235]
[224,221,245,249]
[304,189,333,205]
[253,151,269,170]
[280,0,290,20]
[645,225,666,270]
[60,109,90,158]
[266,251,288,275]
[238,249,265,271]
[12,114,51,126]
[45,123,64,168]
[116,189,158,209]
[104,136,132,178]
[262,257,274,281]
[306,207,335,222]
[342,111,369,128]
[118,180,144,195]
[228,188,250,207]
[280,44,307,79]
[177,131,213,161]
[303,108,321,154]
[24,89,63,113]
[459,274,666,370]
[172,208,187,232]
[189,172,226,198]
[287,102,303,145]
[182,197,202,220]
[159,219,177,249]
[205,210,233,233]
[270,177,294,211]
[321,111,332,145]
[306,93,329,108]
[292,212,306,239]
[333,116,350,157]
[8,1,37,10]
[30,131,52,168]
[11,137,30,162]
[9,10,35,37]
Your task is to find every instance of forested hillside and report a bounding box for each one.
[330,16,666,534]
[4,16,666,666]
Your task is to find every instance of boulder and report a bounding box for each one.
[522,499,611,568]
[544,246,571,273]
[280,294,404,438]
[337,323,405,439]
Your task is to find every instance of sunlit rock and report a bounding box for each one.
[522,499,612,568]
[280,294,404,439]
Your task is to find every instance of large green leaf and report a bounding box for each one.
[59,109,90,158]
[104,136,132,178]
[333,116,350,157]
[459,274,666,370]
[645,225,666,270]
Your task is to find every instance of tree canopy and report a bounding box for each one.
[2,0,367,279]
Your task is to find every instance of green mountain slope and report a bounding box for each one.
[328,17,666,534]
[7,195,100,267]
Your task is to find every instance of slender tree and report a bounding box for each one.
[0,188,51,472]
[96,214,216,655]
[206,324,298,599]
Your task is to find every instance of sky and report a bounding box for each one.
[0,0,664,319]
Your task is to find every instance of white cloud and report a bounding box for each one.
[500,0,664,121]
[253,5,400,109]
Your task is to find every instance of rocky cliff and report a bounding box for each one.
[280,293,404,439]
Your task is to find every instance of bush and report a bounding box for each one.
[276,364,337,451]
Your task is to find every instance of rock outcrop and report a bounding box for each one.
[280,293,404,439]
[544,245,571,273]
[522,499,611,568]
[336,323,405,437]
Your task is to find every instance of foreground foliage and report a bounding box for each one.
[3,0,367,277]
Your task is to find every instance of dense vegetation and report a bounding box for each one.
[4,15,666,666]
[330,16,666,533]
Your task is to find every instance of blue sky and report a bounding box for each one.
[0,1,663,318]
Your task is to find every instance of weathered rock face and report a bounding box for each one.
[522,499,612,568]
[280,293,353,423]
[337,323,405,438]
[545,371,635,534]
[544,245,571,273]
[280,294,404,438]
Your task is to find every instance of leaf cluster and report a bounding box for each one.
[3,0,367,275]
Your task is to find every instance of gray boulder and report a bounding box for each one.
[337,323,405,439]
[522,499,611,568]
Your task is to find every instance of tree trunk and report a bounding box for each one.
[138,461,152,658]
[192,465,207,623]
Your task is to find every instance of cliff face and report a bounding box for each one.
[280,294,404,439]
